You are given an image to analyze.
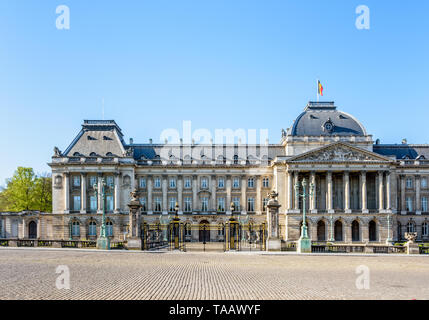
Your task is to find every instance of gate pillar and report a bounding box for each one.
[127,190,143,250]
[266,191,281,251]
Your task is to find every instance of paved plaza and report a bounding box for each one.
[0,248,428,300]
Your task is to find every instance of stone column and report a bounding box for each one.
[294,172,299,211]
[210,175,216,212]
[401,175,406,214]
[287,171,293,211]
[127,191,142,250]
[114,172,120,213]
[177,176,183,215]
[386,172,391,210]
[344,171,351,213]
[327,171,334,213]
[256,176,262,215]
[241,175,247,214]
[147,177,153,214]
[80,173,87,213]
[226,175,232,215]
[361,171,368,213]
[416,175,421,214]
[310,171,317,213]
[162,175,168,214]
[97,173,103,214]
[378,171,384,212]
[64,172,70,213]
[192,175,198,214]
[266,191,281,251]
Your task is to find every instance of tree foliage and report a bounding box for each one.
[0,167,52,212]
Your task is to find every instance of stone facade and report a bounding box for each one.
[2,101,429,245]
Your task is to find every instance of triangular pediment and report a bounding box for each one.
[288,142,392,162]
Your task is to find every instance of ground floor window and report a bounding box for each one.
[422,222,429,237]
[334,220,343,241]
[352,220,360,242]
[407,222,416,233]
[317,220,325,241]
[72,221,80,236]
[369,220,377,241]
[106,221,113,237]
[88,221,97,236]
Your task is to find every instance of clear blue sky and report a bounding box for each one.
[1,0,428,185]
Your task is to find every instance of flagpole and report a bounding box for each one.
[317,79,319,102]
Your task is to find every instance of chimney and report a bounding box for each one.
[149,138,153,144]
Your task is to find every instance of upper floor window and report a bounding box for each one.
[89,176,97,188]
[73,195,81,211]
[90,195,97,211]
[232,197,240,212]
[263,178,269,188]
[247,178,254,188]
[233,155,239,164]
[140,197,147,211]
[184,197,192,212]
[184,178,191,189]
[154,177,161,188]
[106,195,114,211]
[232,177,240,188]
[247,197,255,212]
[263,198,268,211]
[154,197,162,212]
[201,197,209,211]
[106,176,114,187]
[218,178,225,188]
[169,198,177,212]
[139,178,146,188]
[406,197,413,212]
[169,178,176,188]
[201,177,208,189]
[217,197,225,212]
[422,197,428,212]
[406,177,413,189]
[73,176,81,187]
[422,178,428,189]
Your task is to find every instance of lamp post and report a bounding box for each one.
[295,178,314,253]
[386,213,392,244]
[93,178,111,250]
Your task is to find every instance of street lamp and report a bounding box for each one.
[93,177,111,250]
[295,178,314,253]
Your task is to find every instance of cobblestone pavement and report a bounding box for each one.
[0,248,428,300]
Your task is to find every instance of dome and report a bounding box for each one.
[290,101,367,136]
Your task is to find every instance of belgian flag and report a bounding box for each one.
[318,80,324,96]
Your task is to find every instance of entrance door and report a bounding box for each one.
[229,221,238,250]
[199,221,210,242]
[28,221,37,239]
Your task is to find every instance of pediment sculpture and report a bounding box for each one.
[299,146,376,162]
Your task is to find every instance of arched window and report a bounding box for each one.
[369,220,377,241]
[334,220,343,241]
[72,221,80,236]
[352,220,360,242]
[106,221,113,237]
[28,221,37,239]
[233,155,238,164]
[199,220,210,242]
[88,221,97,236]
[407,222,416,233]
[317,220,326,241]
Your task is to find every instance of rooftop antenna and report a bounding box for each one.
[102,98,105,120]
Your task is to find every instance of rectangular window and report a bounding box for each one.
[73,176,80,187]
[406,178,413,189]
[154,178,161,188]
[201,197,208,212]
[185,226,192,236]
[217,197,225,212]
[263,178,269,188]
[184,178,191,189]
[106,176,114,187]
[169,179,176,188]
[406,197,413,212]
[263,198,268,211]
[422,197,428,212]
[232,197,240,212]
[247,178,254,188]
[154,197,162,212]
[184,197,192,212]
[201,178,208,189]
[232,178,240,188]
[140,197,147,211]
[422,178,428,189]
[73,196,81,211]
[247,197,255,212]
[89,176,97,188]
[218,178,225,188]
[90,195,97,211]
[106,196,113,211]
[169,198,176,212]
[423,223,429,236]
[139,178,146,188]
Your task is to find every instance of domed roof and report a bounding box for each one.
[290,102,367,136]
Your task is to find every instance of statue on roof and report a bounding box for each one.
[281,128,286,137]
[53,147,62,157]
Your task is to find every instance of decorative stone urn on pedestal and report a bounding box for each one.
[404,232,419,255]
[266,191,281,251]
[126,190,142,250]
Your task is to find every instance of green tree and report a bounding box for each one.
[4,167,37,211]
[33,173,52,212]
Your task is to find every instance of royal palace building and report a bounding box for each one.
[1,101,429,248]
